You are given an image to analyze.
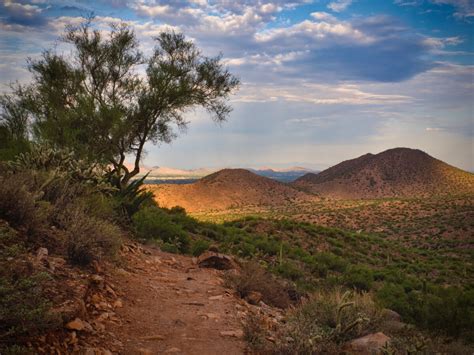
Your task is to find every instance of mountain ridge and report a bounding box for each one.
[148,168,315,212]
[293,147,474,198]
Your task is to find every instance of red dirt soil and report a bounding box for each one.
[107,246,246,354]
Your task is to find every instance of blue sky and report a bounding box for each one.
[0,0,473,170]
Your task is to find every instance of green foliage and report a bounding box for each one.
[0,223,60,348]
[3,19,239,187]
[190,239,211,256]
[344,265,374,291]
[0,171,49,234]
[113,175,155,218]
[57,205,122,266]
[0,272,59,346]
[273,289,381,353]
[9,144,112,192]
[377,283,474,340]
[132,206,190,253]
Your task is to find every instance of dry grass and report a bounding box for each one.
[224,261,294,309]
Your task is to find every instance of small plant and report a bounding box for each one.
[132,206,190,253]
[57,205,122,266]
[224,261,293,309]
[273,288,381,353]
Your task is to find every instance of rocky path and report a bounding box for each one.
[106,244,246,355]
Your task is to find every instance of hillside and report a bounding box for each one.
[293,148,474,198]
[148,168,314,212]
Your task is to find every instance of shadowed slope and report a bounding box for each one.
[293,148,474,198]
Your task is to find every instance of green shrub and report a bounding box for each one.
[0,272,59,346]
[273,289,382,353]
[0,222,60,349]
[0,172,49,234]
[132,206,190,253]
[191,239,211,256]
[276,261,304,281]
[344,265,374,291]
[57,205,122,266]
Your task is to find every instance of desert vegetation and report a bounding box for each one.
[1,15,473,355]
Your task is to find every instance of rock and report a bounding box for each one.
[209,295,223,300]
[381,308,402,322]
[165,348,181,353]
[138,348,153,355]
[36,247,48,262]
[343,332,390,354]
[245,291,262,305]
[65,318,85,331]
[113,299,123,308]
[197,251,236,270]
[383,320,408,332]
[220,330,244,338]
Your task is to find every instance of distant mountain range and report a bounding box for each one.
[140,166,317,183]
[293,147,474,198]
[146,147,474,213]
[149,168,314,212]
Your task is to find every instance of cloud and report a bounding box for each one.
[327,0,353,12]
[0,0,47,27]
[395,0,474,19]
[431,0,474,19]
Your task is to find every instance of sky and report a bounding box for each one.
[0,0,473,171]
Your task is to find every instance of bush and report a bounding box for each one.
[0,172,49,235]
[57,205,122,266]
[191,239,211,256]
[274,289,382,353]
[275,261,304,281]
[344,265,374,291]
[132,206,190,253]
[0,222,60,348]
[224,261,293,309]
[0,272,59,346]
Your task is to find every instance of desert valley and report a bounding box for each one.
[1,1,473,354]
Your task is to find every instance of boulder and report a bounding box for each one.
[381,308,402,322]
[343,332,390,354]
[245,291,262,305]
[197,251,236,270]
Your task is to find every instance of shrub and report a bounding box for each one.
[224,261,293,309]
[132,206,190,253]
[273,289,382,353]
[191,239,211,256]
[275,261,304,281]
[0,172,49,234]
[0,222,60,348]
[57,205,122,266]
[113,175,155,219]
[344,265,374,291]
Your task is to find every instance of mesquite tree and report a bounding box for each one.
[2,19,239,188]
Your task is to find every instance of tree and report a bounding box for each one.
[1,19,239,188]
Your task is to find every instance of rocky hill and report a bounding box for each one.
[149,168,314,212]
[293,148,474,198]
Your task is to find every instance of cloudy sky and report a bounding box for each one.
[1,0,473,171]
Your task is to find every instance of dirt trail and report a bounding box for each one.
[107,245,246,355]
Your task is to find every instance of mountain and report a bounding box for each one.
[293,148,474,198]
[249,167,318,182]
[148,168,314,212]
[141,166,316,183]
[141,166,218,179]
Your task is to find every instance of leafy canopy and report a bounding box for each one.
[1,19,239,187]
